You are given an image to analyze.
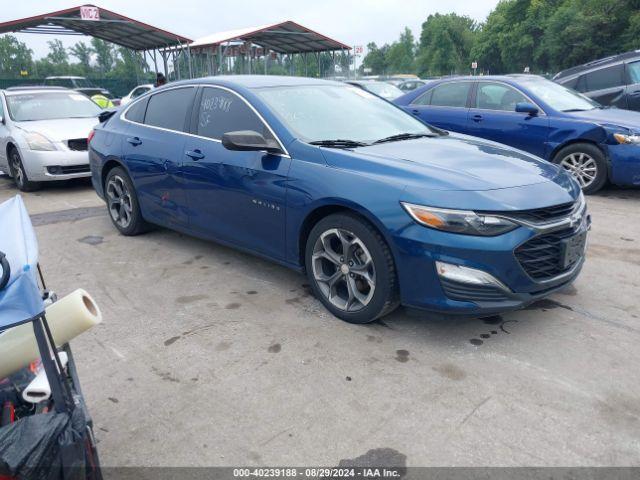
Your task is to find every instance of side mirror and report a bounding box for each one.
[515,102,539,116]
[222,130,281,153]
[0,115,4,124]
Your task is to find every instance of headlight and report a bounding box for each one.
[613,133,640,144]
[25,132,56,151]
[401,202,518,236]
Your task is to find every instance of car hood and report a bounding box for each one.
[567,108,640,132]
[323,134,563,192]
[15,117,99,142]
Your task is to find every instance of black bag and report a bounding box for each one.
[0,407,89,480]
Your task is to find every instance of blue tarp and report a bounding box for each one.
[0,195,44,329]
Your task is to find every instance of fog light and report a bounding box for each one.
[435,261,510,291]
[47,166,62,175]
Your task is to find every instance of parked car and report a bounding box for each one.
[398,79,427,92]
[89,76,587,323]
[553,50,640,111]
[346,80,404,100]
[395,74,640,193]
[0,87,101,191]
[44,76,113,99]
[120,84,154,106]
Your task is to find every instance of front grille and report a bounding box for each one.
[515,225,583,281]
[496,201,577,224]
[67,138,88,151]
[440,278,511,303]
[47,165,90,175]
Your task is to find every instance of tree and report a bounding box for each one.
[416,13,477,76]
[68,42,93,75]
[362,42,389,75]
[0,35,33,78]
[46,39,68,65]
[386,27,416,74]
[91,38,116,76]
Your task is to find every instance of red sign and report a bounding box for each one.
[354,45,364,55]
[471,61,478,70]
[80,6,100,21]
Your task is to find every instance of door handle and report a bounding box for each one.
[472,114,483,122]
[411,109,420,115]
[186,149,205,160]
[126,137,142,146]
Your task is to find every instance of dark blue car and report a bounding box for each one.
[395,74,640,193]
[89,76,588,323]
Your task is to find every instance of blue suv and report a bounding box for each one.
[395,75,640,194]
[89,76,588,323]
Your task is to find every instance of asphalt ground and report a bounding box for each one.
[1,174,639,468]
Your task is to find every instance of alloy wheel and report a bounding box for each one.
[106,175,133,229]
[311,228,376,312]
[10,152,24,189]
[560,152,597,189]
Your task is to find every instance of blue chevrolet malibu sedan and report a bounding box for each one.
[89,76,589,324]
[395,74,640,193]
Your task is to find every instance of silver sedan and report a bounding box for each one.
[0,87,101,191]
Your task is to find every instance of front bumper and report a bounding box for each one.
[607,143,640,186]
[393,211,590,316]
[20,148,91,182]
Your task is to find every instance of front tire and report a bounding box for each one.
[8,148,41,192]
[553,143,607,194]
[305,213,399,324]
[104,167,149,236]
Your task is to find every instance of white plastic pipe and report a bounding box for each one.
[22,352,69,403]
[0,289,102,379]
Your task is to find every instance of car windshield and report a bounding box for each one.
[73,78,95,88]
[521,78,600,112]
[363,82,404,99]
[256,84,432,144]
[6,91,101,122]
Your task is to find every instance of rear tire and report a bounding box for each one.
[305,212,399,324]
[104,167,150,236]
[8,148,41,192]
[552,143,607,194]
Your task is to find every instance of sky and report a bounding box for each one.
[3,0,500,59]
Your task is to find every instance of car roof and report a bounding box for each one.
[425,74,545,84]
[170,75,346,89]
[45,76,86,79]
[554,50,640,80]
[3,86,73,95]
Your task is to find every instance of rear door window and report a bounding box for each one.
[584,65,624,91]
[144,87,195,132]
[195,87,274,141]
[428,82,472,107]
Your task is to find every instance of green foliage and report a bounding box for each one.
[362,42,389,75]
[68,42,93,75]
[473,0,640,74]
[417,13,477,77]
[386,27,416,74]
[360,0,640,77]
[0,35,33,78]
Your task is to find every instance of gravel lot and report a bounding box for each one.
[1,174,639,467]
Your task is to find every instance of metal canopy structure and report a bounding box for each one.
[189,21,350,54]
[0,8,351,81]
[182,21,352,79]
[0,4,191,51]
